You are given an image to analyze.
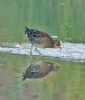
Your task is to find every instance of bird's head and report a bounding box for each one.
[54,40,61,49]
[53,63,60,71]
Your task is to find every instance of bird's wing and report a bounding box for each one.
[32,30,52,39]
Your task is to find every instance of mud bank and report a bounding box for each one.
[0,42,85,62]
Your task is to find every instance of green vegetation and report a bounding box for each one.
[0,0,85,42]
[0,53,85,100]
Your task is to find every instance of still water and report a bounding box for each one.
[0,53,85,100]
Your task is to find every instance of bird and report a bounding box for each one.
[24,26,61,54]
[23,60,60,80]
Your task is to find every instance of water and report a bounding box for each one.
[0,45,85,100]
[0,42,85,62]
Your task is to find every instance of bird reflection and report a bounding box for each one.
[23,60,60,80]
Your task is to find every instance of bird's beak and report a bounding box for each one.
[60,46,62,50]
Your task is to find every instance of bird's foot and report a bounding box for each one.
[36,49,42,55]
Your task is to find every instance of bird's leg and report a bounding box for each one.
[30,43,33,55]
[35,45,41,55]
[35,44,38,51]
[29,43,34,63]
[60,46,62,50]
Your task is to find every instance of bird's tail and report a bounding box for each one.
[22,76,26,81]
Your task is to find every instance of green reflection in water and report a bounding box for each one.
[0,53,85,100]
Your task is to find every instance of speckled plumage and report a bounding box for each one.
[23,60,59,80]
[24,27,61,53]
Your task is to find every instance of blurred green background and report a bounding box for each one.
[0,0,85,42]
[0,53,85,100]
[0,0,85,100]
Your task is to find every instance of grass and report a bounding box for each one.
[0,53,85,100]
[0,0,85,43]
